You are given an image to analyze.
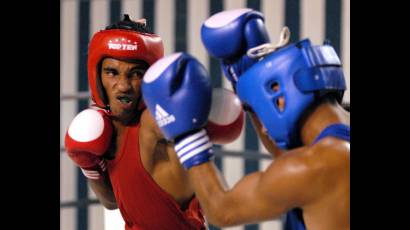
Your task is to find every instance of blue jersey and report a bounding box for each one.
[284,124,350,230]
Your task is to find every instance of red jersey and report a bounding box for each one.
[107,123,206,230]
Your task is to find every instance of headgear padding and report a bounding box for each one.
[237,39,346,149]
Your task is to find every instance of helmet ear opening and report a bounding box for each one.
[275,96,285,112]
[269,81,285,113]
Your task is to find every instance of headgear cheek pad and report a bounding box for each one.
[87,29,164,108]
[236,39,346,149]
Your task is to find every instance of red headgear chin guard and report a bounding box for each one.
[87,28,164,109]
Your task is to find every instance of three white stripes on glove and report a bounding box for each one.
[175,129,213,166]
[80,159,107,180]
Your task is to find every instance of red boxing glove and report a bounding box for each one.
[206,88,244,145]
[65,109,113,179]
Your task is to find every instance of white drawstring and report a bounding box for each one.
[247,27,291,59]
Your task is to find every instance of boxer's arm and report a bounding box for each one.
[88,173,118,210]
[138,109,166,174]
[65,108,117,209]
[187,153,320,227]
[141,108,166,142]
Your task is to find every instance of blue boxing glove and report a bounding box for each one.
[142,52,214,169]
[201,8,270,89]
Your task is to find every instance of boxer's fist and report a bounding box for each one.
[207,88,244,144]
[201,8,270,88]
[142,53,213,169]
[65,109,113,179]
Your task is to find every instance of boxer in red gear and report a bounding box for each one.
[66,15,207,230]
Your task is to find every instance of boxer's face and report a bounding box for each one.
[258,116,281,151]
[101,58,147,123]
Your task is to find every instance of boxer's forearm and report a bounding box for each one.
[88,173,118,210]
[188,162,238,226]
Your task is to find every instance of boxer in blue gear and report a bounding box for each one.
[148,9,349,230]
[237,38,349,230]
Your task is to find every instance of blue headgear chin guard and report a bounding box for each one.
[236,39,346,149]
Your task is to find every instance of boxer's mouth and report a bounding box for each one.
[117,96,133,105]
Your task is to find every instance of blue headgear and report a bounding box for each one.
[236,39,346,149]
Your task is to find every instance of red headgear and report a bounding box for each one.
[87,28,164,108]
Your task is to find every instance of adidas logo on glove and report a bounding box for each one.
[155,104,176,127]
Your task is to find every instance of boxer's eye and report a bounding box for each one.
[129,69,146,79]
[103,68,118,77]
[271,82,280,92]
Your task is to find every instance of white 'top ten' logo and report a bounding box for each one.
[108,39,138,51]
[155,104,176,127]
[108,43,137,50]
